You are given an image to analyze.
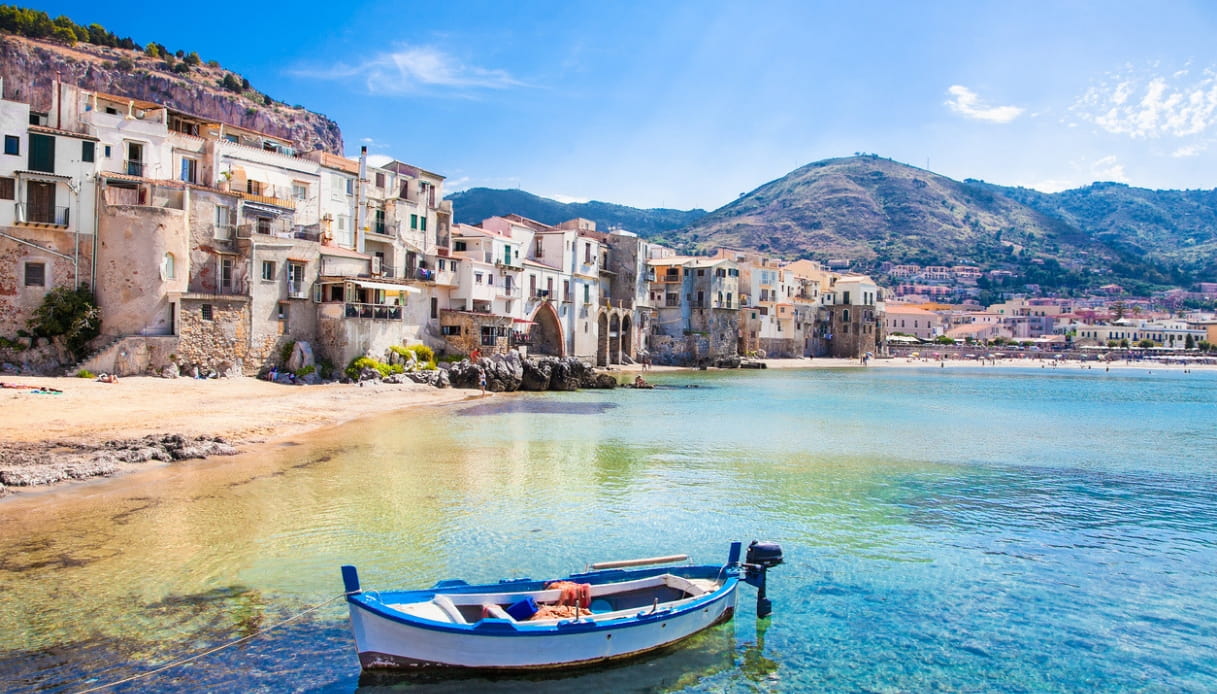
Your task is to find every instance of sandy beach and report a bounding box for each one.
[2,355,1203,443]
[1,355,1207,497]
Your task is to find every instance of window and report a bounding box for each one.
[256,217,270,235]
[201,304,213,321]
[103,145,111,158]
[4,135,18,155]
[441,325,461,336]
[474,272,484,285]
[81,141,95,163]
[125,142,143,176]
[214,204,233,238]
[0,177,13,200]
[420,216,427,231]
[584,284,591,304]
[162,253,175,280]
[29,133,55,173]
[292,182,308,200]
[345,178,354,195]
[563,279,570,300]
[246,179,264,195]
[584,242,592,264]
[535,238,544,258]
[375,172,385,189]
[277,302,288,320]
[410,214,418,230]
[220,257,234,291]
[287,261,306,298]
[453,240,466,252]
[24,261,45,286]
[179,157,197,184]
[261,260,276,281]
[430,297,438,319]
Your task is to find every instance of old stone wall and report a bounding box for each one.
[176,297,251,374]
[0,226,94,337]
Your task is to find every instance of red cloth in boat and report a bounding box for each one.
[545,580,591,608]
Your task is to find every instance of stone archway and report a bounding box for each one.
[609,313,621,364]
[621,314,633,362]
[596,311,609,366]
[530,302,565,357]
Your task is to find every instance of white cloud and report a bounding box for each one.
[1171,142,1208,157]
[1073,66,1217,138]
[944,85,1025,123]
[547,193,590,204]
[296,44,523,96]
[1090,155,1129,183]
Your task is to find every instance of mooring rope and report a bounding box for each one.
[72,592,350,694]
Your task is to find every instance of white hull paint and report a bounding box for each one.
[349,586,737,670]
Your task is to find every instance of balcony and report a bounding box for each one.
[343,302,402,320]
[15,203,70,227]
[497,285,521,298]
[124,160,145,177]
[287,280,308,299]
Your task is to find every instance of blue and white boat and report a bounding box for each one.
[340,541,782,670]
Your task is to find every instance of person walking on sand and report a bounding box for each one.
[479,369,487,395]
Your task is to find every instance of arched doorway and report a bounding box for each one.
[530,302,565,356]
[596,312,609,366]
[621,314,633,362]
[609,313,621,364]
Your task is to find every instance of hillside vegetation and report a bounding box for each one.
[670,156,1204,293]
[447,187,706,240]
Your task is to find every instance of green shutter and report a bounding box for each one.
[29,133,55,173]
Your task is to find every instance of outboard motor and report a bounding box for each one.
[742,540,783,618]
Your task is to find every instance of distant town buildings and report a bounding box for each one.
[3,77,1211,378]
[0,79,890,375]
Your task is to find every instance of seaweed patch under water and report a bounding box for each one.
[458,400,618,416]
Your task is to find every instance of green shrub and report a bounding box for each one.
[317,360,335,380]
[27,285,101,361]
[294,364,316,378]
[76,369,95,378]
[279,340,296,365]
[346,356,395,380]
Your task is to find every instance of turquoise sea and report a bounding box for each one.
[1,366,1215,692]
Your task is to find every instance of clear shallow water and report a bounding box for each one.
[1,366,1215,692]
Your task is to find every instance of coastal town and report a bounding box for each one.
[2,78,1214,382]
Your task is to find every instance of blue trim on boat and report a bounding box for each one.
[347,564,738,639]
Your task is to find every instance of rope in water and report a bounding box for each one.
[72,592,350,694]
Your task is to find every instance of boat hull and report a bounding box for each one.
[347,568,739,670]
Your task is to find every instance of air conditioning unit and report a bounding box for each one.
[371,257,382,275]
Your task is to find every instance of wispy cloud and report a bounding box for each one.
[945,85,1025,123]
[296,44,524,96]
[1171,142,1208,158]
[1090,155,1129,183]
[547,193,590,204]
[1072,66,1217,138]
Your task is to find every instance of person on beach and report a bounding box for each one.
[479,369,487,395]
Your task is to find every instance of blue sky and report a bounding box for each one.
[29,0,1217,211]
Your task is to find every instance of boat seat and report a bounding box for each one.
[432,595,467,624]
[482,603,514,621]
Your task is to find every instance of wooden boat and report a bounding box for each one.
[340,540,782,670]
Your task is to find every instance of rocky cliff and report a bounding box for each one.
[0,35,343,154]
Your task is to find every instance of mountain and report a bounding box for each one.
[0,33,343,154]
[969,180,1217,282]
[447,187,706,240]
[669,155,1206,293]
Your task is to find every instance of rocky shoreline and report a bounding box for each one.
[0,354,619,497]
[0,434,238,496]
